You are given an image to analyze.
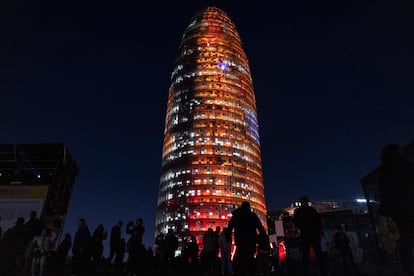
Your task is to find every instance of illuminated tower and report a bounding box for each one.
[156,6,266,249]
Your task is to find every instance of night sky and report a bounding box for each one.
[1,0,413,249]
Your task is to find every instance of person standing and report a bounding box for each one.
[333,224,357,275]
[115,238,126,274]
[270,241,280,273]
[125,218,145,275]
[154,233,166,273]
[378,143,414,275]
[320,231,332,275]
[55,233,72,275]
[293,196,326,276]
[91,224,107,272]
[30,228,56,276]
[228,201,266,276]
[25,211,44,244]
[72,218,91,275]
[201,228,217,274]
[256,232,271,275]
[213,226,221,272]
[164,229,178,272]
[218,228,233,275]
[107,220,123,265]
[183,235,199,273]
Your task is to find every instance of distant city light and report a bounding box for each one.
[356,198,367,203]
[37,174,41,178]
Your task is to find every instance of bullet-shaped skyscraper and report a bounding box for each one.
[156,6,266,248]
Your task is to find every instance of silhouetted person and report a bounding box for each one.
[333,224,357,275]
[24,215,45,275]
[165,229,178,272]
[378,143,414,275]
[201,228,217,274]
[54,233,72,276]
[10,217,27,275]
[146,246,154,274]
[218,227,233,275]
[30,228,56,276]
[293,196,326,276]
[114,238,126,274]
[91,224,107,272]
[107,220,123,265]
[183,235,199,274]
[320,231,332,275]
[270,241,280,273]
[25,211,44,244]
[256,232,271,275]
[154,233,166,273]
[72,218,91,275]
[125,218,145,275]
[228,201,266,276]
[214,226,221,272]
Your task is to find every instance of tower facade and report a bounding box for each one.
[156,6,266,248]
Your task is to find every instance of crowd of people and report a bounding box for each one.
[0,142,412,276]
[0,211,67,276]
[0,201,277,276]
[0,198,401,276]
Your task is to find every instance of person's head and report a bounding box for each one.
[299,196,309,207]
[338,223,347,232]
[41,228,48,236]
[78,218,86,227]
[136,218,143,226]
[30,211,37,219]
[117,220,123,227]
[64,233,71,240]
[380,143,402,162]
[16,217,25,226]
[241,201,250,210]
[53,217,62,229]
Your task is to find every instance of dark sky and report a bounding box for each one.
[1,0,413,248]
